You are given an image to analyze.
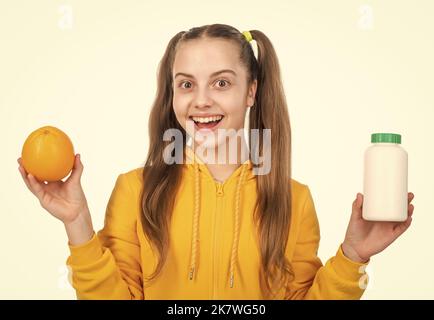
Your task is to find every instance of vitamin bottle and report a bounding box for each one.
[362,133,408,222]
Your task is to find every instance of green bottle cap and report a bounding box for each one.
[371,133,401,144]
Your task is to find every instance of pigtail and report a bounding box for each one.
[248,30,294,298]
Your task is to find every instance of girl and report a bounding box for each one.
[18,24,415,300]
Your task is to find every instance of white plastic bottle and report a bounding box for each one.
[362,133,408,222]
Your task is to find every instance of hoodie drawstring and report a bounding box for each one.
[229,163,247,288]
[188,151,247,289]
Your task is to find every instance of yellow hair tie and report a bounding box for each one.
[242,31,253,43]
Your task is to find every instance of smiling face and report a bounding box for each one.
[172,37,257,153]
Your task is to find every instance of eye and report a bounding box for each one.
[215,79,230,88]
[179,81,192,89]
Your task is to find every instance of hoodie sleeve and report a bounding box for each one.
[285,186,369,300]
[66,173,144,300]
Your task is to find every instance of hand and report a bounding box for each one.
[17,154,90,225]
[342,192,415,263]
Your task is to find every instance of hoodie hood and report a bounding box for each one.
[183,145,256,288]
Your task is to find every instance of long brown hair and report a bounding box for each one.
[141,24,293,298]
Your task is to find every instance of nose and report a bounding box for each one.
[193,86,213,109]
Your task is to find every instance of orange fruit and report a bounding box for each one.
[21,126,75,182]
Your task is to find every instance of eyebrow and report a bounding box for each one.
[174,69,237,79]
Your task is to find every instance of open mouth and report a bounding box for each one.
[189,115,224,130]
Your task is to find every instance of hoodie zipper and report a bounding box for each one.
[212,182,224,299]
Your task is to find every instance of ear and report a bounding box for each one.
[247,79,257,108]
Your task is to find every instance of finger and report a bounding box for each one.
[354,193,363,208]
[408,203,414,217]
[393,216,412,236]
[18,158,27,175]
[17,158,49,198]
[408,192,414,203]
[18,165,33,192]
[27,173,46,201]
[17,158,25,171]
[68,154,83,184]
[351,193,363,220]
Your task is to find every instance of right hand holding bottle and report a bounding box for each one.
[17,154,90,225]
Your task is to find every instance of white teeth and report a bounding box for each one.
[191,115,223,123]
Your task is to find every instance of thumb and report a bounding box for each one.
[351,193,364,219]
[356,193,363,208]
[68,154,84,184]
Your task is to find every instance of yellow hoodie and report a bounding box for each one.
[66,147,369,299]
